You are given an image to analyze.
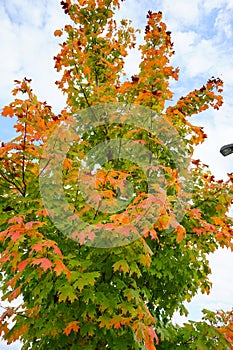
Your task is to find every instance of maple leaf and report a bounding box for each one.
[57,284,77,303]
[54,259,70,277]
[8,286,22,301]
[30,242,44,253]
[6,324,28,344]
[8,217,24,224]
[51,244,63,258]
[18,258,31,272]
[193,227,204,235]
[138,253,152,268]
[98,314,112,329]
[54,29,63,37]
[148,326,159,346]
[63,321,79,335]
[8,227,24,241]
[176,224,186,243]
[1,106,14,117]
[35,208,48,217]
[63,157,72,170]
[110,315,123,329]
[31,258,53,271]
[25,221,45,229]
[70,271,100,291]
[148,228,158,240]
[113,259,130,274]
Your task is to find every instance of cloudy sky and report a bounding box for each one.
[0,0,233,348]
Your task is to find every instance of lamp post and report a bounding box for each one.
[220,143,233,157]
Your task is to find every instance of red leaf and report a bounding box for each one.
[8,228,24,241]
[132,140,146,145]
[25,221,45,229]
[148,326,159,345]
[30,242,43,253]
[8,217,23,224]
[193,227,203,235]
[18,258,31,272]
[31,258,53,271]
[52,245,63,258]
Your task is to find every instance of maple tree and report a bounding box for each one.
[0,0,233,349]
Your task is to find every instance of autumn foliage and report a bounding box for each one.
[0,0,233,349]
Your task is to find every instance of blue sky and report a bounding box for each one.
[0,0,233,348]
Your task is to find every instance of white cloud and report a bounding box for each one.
[0,0,67,114]
[203,0,233,11]
[185,39,220,77]
[170,31,216,78]
[215,8,233,39]
[158,0,202,28]
[189,248,233,317]
[173,248,233,324]
[3,0,47,27]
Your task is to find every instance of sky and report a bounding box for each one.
[0,0,233,348]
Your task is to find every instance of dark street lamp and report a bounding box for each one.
[220,143,233,157]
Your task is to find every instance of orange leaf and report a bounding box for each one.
[2,106,14,117]
[7,324,28,343]
[176,224,186,243]
[36,209,48,217]
[63,321,79,336]
[212,216,223,225]
[63,157,72,170]
[54,259,70,277]
[8,286,22,301]
[54,29,63,37]
[148,228,158,240]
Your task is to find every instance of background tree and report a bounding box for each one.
[0,1,233,349]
